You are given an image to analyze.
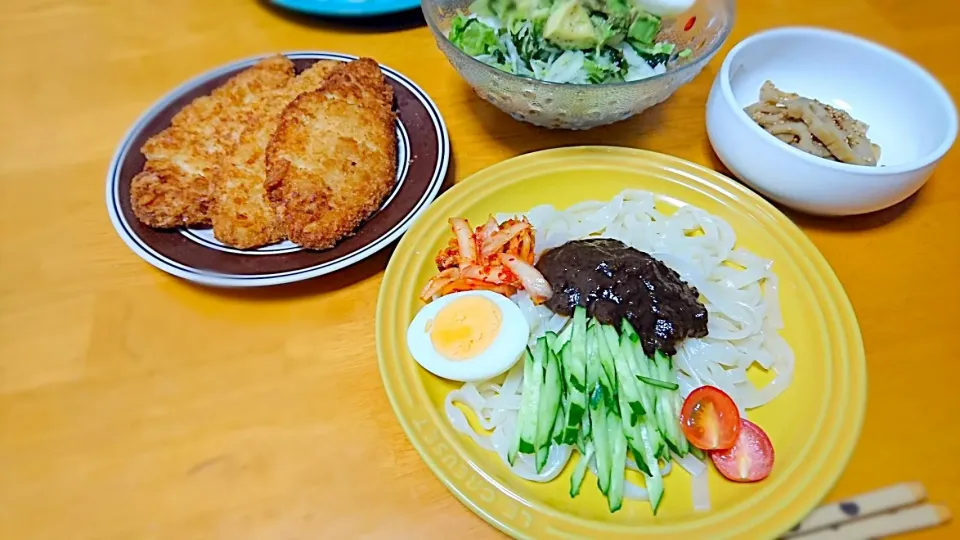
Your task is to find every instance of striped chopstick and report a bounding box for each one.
[780,482,951,539]
[792,504,950,540]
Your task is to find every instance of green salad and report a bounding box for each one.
[448,0,691,84]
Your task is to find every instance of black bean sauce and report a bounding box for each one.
[536,238,708,357]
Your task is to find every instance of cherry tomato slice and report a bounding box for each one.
[710,419,775,482]
[680,386,741,450]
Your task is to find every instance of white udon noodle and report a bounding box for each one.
[444,189,795,509]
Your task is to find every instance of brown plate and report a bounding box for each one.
[106,52,450,287]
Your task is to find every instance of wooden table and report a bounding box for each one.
[1,1,957,538]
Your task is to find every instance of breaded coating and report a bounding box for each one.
[130,56,294,228]
[210,60,341,248]
[265,58,397,250]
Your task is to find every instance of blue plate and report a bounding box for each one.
[272,0,421,17]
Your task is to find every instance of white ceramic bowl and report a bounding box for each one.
[706,27,957,216]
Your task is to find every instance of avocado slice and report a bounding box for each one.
[628,12,661,45]
[544,0,600,50]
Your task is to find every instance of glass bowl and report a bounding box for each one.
[422,0,736,130]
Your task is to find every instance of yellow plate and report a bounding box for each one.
[376,147,866,539]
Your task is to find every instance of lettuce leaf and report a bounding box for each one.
[450,15,501,56]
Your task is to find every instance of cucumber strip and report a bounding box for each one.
[553,321,573,354]
[658,397,682,456]
[562,309,588,431]
[674,391,690,455]
[654,351,672,381]
[582,326,601,444]
[560,330,587,444]
[585,327,601,398]
[639,423,666,515]
[645,406,666,460]
[611,333,655,478]
[657,438,670,460]
[628,341,654,378]
[690,446,707,460]
[607,410,627,513]
[652,351,685,457]
[630,344,668,457]
[552,399,567,445]
[653,349,690,455]
[620,318,641,343]
[631,449,649,478]
[622,341,657,423]
[598,325,621,386]
[569,445,594,498]
[595,325,619,407]
[637,375,680,391]
[616,385,651,476]
[509,348,536,465]
[589,386,612,495]
[575,428,587,454]
[535,445,549,471]
[581,394,592,441]
[571,307,587,375]
[535,346,563,472]
[518,340,546,455]
[544,331,558,352]
[564,354,587,394]
[615,335,646,418]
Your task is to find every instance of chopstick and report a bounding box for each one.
[780,482,951,539]
[783,482,927,537]
[790,504,951,540]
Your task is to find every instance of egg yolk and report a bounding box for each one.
[428,296,502,361]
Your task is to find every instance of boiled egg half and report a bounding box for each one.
[407,290,530,382]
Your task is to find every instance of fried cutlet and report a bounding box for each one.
[209,60,342,248]
[264,58,397,250]
[130,55,295,228]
